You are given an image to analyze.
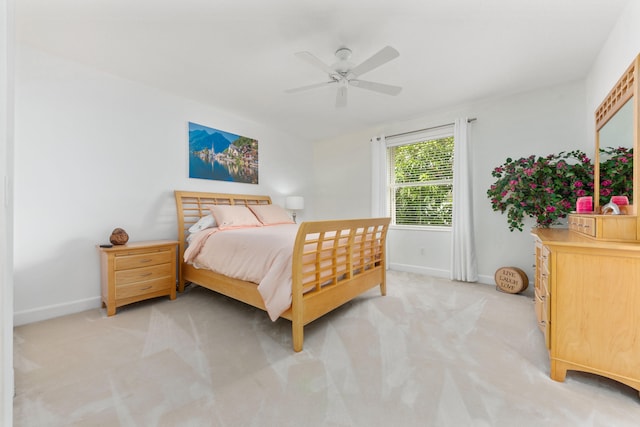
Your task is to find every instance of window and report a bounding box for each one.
[387,129,454,227]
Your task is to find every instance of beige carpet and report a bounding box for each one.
[13,271,640,426]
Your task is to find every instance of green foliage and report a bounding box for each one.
[394,137,454,182]
[393,137,454,226]
[394,185,453,226]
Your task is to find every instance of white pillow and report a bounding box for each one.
[188,214,216,233]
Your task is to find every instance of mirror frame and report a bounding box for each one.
[594,54,640,223]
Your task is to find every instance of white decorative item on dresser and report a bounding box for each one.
[98,240,178,316]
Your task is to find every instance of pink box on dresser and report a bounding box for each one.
[576,196,593,213]
[610,195,629,206]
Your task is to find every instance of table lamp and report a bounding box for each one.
[285,196,304,223]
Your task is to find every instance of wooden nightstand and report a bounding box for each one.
[98,240,178,316]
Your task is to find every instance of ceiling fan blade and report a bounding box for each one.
[336,86,347,108]
[348,46,399,78]
[295,51,339,78]
[349,79,402,96]
[285,81,337,93]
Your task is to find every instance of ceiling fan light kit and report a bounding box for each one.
[286,45,402,107]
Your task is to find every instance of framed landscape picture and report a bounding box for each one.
[188,121,259,184]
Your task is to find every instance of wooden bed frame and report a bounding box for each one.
[174,190,390,352]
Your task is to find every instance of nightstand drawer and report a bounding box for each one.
[115,262,173,285]
[116,277,173,299]
[115,250,173,271]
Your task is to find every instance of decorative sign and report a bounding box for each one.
[494,267,529,294]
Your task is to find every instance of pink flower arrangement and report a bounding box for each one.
[488,147,633,231]
[487,150,584,231]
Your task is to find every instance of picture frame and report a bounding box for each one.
[188,121,258,184]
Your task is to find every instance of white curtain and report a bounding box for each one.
[370,135,387,217]
[450,118,478,282]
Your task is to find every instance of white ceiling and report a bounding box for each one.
[16,0,630,142]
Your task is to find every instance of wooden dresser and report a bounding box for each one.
[532,228,640,395]
[98,240,178,315]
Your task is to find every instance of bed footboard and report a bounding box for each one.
[289,217,390,351]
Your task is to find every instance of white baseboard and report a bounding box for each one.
[476,274,495,286]
[389,263,495,286]
[389,263,450,279]
[12,270,497,326]
[14,296,102,326]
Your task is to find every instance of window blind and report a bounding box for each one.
[387,135,454,226]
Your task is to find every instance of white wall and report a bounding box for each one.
[313,81,589,284]
[13,46,314,324]
[312,127,375,220]
[586,0,640,140]
[1,0,14,423]
[13,1,640,326]
[312,1,640,286]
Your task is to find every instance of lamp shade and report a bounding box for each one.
[285,196,304,210]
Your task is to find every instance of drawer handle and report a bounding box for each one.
[140,272,153,277]
[140,286,152,291]
[140,258,153,263]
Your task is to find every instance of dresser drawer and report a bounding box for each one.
[581,217,596,236]
[115,249,173,271]
[568,215,596,237]
[534,287,545,329]
[116,277,173,299]
[535,286,551,349]
[541,269,550,295]
[115,262,173,286]
[541,246,550,275]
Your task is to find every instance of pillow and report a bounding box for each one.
[208,205,262,230]
[188,214,217,233]
[248,204,294,225]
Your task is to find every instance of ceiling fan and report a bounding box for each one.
[285,45,402,108]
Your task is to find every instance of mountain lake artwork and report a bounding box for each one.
[188,122,259,184]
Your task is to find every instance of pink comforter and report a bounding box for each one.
[184,224,300,321]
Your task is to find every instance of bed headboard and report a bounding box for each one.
[174,190,271,256]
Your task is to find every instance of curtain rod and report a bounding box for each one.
[386,117,477,140]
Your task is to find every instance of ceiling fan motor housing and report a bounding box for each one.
[333,47,353,74]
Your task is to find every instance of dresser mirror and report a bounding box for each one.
[570,54,640,241]
[597,97,634,206]
[594,54,638,217]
